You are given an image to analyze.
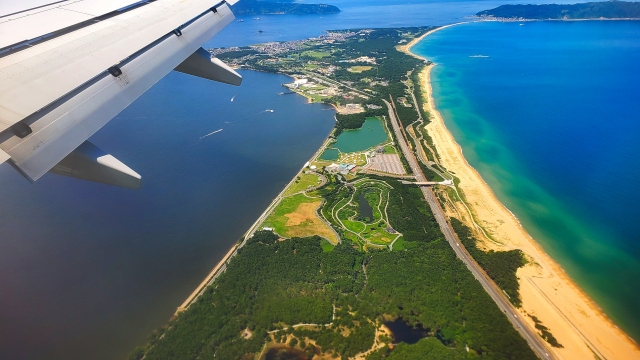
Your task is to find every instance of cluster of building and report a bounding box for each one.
[209,46,243,56]
[339,56,377,64]
[336,103,364,114]
[250,40,307,56]
[246,31,359,56]
[325,163,357,175]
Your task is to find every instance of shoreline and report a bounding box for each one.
[175,125,336,315]
[403,25,640,359]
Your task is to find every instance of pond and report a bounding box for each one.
[384,318,429,345]
[358,191,374,222]
[320,148,340,160]
[334,117,388,153]
[264,347,309,360]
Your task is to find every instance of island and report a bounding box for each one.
[476,1,640,20]
[231,0,340,16]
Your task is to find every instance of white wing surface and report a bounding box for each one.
[0,0,242,188]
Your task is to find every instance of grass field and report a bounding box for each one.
[391,236,405,251]
[283,173,321,196]
[323,178,398,247]
[301,50,330,58]
[383,144,397,154]
[263,194,338,244]
[347,66,373,73]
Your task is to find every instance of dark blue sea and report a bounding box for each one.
[413,20,640,341]
[0,1,619,359]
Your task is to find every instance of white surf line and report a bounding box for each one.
[199,128,223,140]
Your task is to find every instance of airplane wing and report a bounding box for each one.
[0,0,242,188]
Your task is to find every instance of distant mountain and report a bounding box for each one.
[476,1,640,20]
[231,0,340,16]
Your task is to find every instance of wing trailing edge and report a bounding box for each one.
[0,0,242,187]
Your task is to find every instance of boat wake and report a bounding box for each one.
[197,129,223,142]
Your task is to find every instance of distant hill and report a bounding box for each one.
[476,1,640,20]
[231,0,340,16]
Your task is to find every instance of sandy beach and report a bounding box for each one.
[401,26,640,359]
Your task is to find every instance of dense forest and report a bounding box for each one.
[476,1,640,19]
[450,219,527,307]
[231,0,340,16]
[133,179,536,359]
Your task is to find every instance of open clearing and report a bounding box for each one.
[263,191,338,244]
[284,173,321,196]
[348,66,373,73]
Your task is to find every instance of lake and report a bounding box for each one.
[384,318,428,345]
[321,117,388,160]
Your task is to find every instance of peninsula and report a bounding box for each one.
[476,1,640,20]
[131,26,640,360]
[231,0,340,16]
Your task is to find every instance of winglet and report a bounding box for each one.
[174,47,242,86]
[49,141,141,189]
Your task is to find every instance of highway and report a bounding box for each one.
[383,99,553,359]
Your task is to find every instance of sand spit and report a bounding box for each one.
[402,27,640,359]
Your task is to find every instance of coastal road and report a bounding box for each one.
[383,99,553,359]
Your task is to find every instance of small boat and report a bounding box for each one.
[253,17,260,20]
[237,19,244,22]
[266,109,274,113]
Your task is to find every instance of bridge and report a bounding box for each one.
[399,179,453,186]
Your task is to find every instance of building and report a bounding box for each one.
[325,163,340,173]
[293,78,308,87]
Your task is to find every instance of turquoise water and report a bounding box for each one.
[330,117,388,153]
[413,21,640,341]
[320,148,340,160]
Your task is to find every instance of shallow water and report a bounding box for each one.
[358,191,374,221]
[413,20,640,341]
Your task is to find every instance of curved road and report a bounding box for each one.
[383,99,552,359]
